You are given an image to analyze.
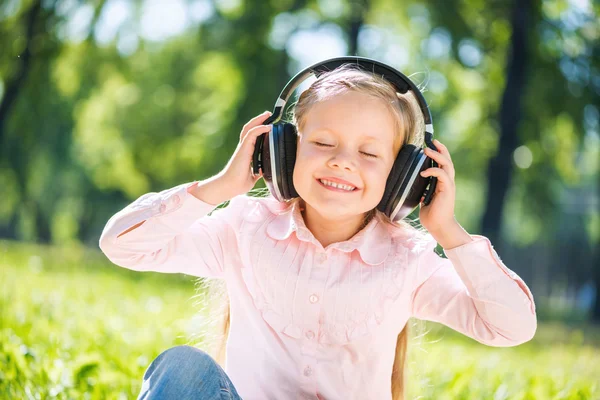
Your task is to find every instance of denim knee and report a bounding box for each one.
[138,345,230,400]
[147,345,216,376]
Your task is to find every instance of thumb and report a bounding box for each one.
[251,167,262,182]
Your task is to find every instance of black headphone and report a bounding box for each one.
[251,56,438,222]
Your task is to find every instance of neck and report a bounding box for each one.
[299,199,372,249]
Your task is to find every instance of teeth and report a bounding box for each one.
[319,179,356,191]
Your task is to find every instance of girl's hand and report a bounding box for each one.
[418,139,457,235]
[218,111,273,198]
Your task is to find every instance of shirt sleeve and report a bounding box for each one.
[99,181,246,278]
[410,234,537,347]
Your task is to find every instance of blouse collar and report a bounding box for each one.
[265,200,391,265]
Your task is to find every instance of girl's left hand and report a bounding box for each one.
[418,139,457,234]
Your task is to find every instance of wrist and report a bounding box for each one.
[187,174,234,206]
[429,219,473,250]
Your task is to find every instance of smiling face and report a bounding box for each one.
[293,91,403,224]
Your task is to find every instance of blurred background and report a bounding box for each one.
[0,0,598,398]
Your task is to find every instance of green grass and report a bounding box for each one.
[1,239,599,399]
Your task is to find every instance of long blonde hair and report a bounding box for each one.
[193,65,428,400]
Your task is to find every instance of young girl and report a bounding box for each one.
[99,64,537,400]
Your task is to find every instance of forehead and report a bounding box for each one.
[301,91,396,142]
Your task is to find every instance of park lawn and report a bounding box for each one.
[1,240,598,400]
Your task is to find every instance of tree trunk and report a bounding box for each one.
[480,0,530,246]
[0,0,40,144]
[348,0,369,55]
[0,1,41,240]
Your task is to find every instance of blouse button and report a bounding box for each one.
[159,203,166,213]
[317,253,327,263]
[305,330,315,340]
[309,294,319,304]
[303,366,313,376]
[172,195,180,205]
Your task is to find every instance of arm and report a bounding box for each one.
[410,234,537,346]
[99,111,279,277]
[98,178,244,278]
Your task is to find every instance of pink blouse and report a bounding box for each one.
[99,180,537,400]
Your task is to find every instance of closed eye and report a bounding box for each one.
[314,142,378,158]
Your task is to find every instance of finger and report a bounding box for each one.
[241,111,272,140]
[252,167,264,183]
[250,165,263,180]
[243,124,272,150]
[433,139,452,162]
[424,147,453,169]
[420,168,453,188]
[424,147,455,179]
[424,147,449,165]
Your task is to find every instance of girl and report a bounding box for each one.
[99,64,537,400]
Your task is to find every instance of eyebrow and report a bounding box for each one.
[361,136,380,142]
[313,129,382,143]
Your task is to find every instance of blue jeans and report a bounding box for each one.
[137,345,243,400]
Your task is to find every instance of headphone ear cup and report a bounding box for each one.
[377,145,419,217]
[262,124,286,201]
[264,123,298,201]
[280,123,299,199]
[401,152,432,212]
[261,126,274,191]
[387,149,431,221]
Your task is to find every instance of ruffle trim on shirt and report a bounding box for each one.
[239,252,409,345]
[236,195,421,345]
[318,275,404,345]
[328,232,434,344]
[240,267,306,338]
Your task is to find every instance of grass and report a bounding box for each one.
[1,239,599,399]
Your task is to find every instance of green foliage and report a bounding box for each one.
[1,240,599,399]
[0,0,597,247]
[1,1,598,397]
[0,240,199,399]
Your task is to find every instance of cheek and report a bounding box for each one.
[365,165,390,193]
[294,147,320,173]
[292,151,314,188]
[297,145,320,160]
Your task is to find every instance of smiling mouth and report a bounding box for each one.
[316,178,359,192]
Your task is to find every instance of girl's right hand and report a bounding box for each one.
[218,111,273,198]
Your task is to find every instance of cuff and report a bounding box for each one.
[142,181,221,232]
[442,234,519,290]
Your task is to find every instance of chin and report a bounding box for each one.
[305,193,370,217]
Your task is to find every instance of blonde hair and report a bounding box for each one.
[191,64,429,400]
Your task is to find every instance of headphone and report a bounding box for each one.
[251,56,438,222]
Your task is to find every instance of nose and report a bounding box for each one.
[327,147,358,172]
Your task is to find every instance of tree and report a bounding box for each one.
[480,0,531,246]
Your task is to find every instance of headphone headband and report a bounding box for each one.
[253,56,439,212]
[264,56,434,137]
